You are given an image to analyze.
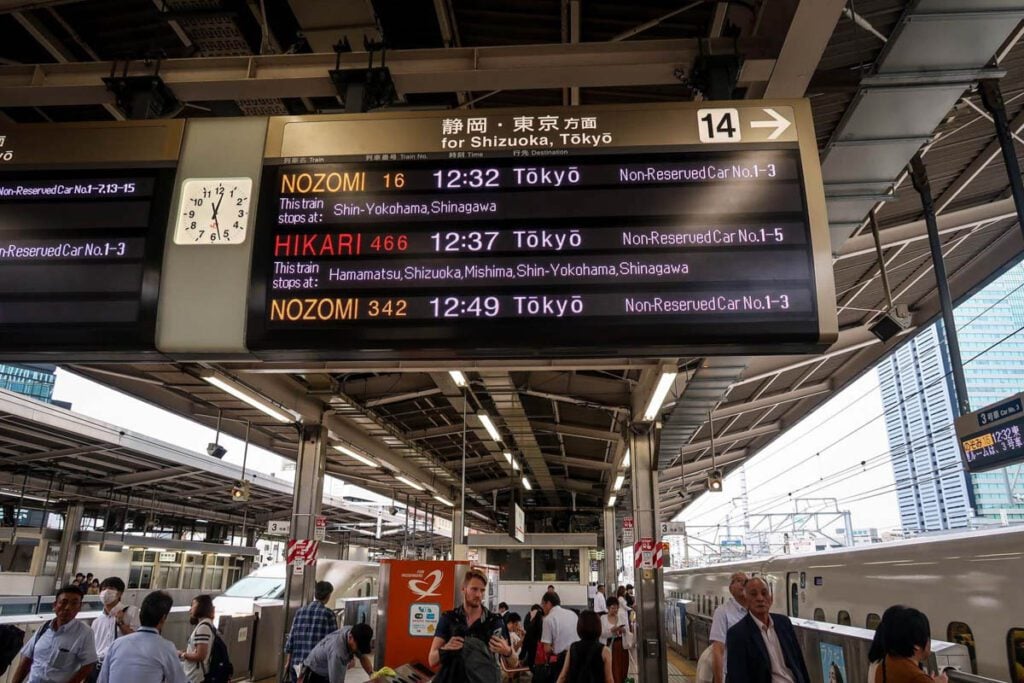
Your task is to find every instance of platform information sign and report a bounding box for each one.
[955,393,1024,473]
[0,121,181,357]
[248,101,835,358]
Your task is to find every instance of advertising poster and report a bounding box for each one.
[819,642,847,683]
[380,560,468,668]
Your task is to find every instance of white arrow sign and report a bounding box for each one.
[750,108,791,140]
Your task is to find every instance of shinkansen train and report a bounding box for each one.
[663,525,1024,682]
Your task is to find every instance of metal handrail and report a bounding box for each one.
[945,670,1009,683]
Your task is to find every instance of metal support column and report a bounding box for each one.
[603,506,617,593]
[53,503,83,585]
[280,425,327,668]
[979,79,1024,241]
[630,427,667,683]
[909,154,971,416]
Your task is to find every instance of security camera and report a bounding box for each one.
[389,506,399,516]
[207,443,227,459]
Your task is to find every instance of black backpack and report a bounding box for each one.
[201,625,234,683]
[433,609,504,683]
[0,624,25,675]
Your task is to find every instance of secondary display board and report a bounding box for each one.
[0,122,182,357]
[248,102,836,358]
[955,393,1024,474]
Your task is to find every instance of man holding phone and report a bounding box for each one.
[429,569,517,679]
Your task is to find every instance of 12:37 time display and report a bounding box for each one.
[431,231,499,252]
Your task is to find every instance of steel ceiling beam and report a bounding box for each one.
[530,420,621,443]
[0,38,764,107]
[711,382,832,421]
[0,444,110,464]
[763,0,848,98]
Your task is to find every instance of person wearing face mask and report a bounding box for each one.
[88,578,140,683]
[98,591,187,683]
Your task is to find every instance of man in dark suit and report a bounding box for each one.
[725,577,810,683]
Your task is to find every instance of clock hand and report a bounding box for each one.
[211,193,225,230]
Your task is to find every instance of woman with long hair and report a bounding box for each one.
[870,606,947,683]
[555,610,612,683]
[600,601,631,683]
[522,604,544,668]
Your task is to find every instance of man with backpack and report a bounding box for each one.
[97,591,187,683]
[11,585,97,683]
[299,623,373,682]
[428,569,517,683]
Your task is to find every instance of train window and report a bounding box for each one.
[813,608,825,622]
[1008,628,1024,683]
[948,622,977,673]
[838,610,851,626]
[867,613,881,630]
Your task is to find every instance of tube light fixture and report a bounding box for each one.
[478,412,503,443]
[433,494,454,507]
[622,449,631,468]
[512,459,520,472]
[613,474,625,491]
[201,371,296,423]
[503,451,521,471]
[643,371,678,421]
[334,445,377,468]
[469,510,490,521]
[521,477,532,491]
[395,475,425,491]
[607,495,617,508]
[449,370,468,387]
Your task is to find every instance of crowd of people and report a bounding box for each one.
[701,571,951,683]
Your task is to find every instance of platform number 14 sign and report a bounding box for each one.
[697,108,741,143]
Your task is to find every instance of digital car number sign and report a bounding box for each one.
[247,103,836,358]
[956,395,1024,474]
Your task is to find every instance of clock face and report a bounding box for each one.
[174,177,252,245]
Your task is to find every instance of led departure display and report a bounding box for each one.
[0,170,174,353]
[956,395,1024,474]
[247,104,835,357]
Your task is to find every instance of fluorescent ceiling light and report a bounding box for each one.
[146,547,168,552]
[202,372,296,423]
[395,475,425,492]
[613,474,625,491]
[521,477,532,491]
[478,412,502,443]
[503,451,520,471]
[513,459,520,472]
[643,371,678,421]
[607,495,617,507]
[469,510,490,521]
[334,445,376,468]
[449,370,468,387]
[622,449,630,468]
[433,495,454,507]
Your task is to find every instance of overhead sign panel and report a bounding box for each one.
[0,121,182,358]
[955,393,1024,474]
[247,101,836,358]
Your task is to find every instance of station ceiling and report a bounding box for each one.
[2,1,1024,530]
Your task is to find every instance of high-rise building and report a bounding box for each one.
[953,264,1024,522]
[877,325,972,531]
[877,261,1024,529]
[0,363,57,403]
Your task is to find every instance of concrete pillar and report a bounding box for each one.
[630,428,667,683]
[452,509,468,560]
[282,425,327,640]
[603,506,617,592]
[54,503,83,586]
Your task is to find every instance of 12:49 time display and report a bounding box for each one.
[430,296,500,317]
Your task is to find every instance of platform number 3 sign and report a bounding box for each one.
[697,108,741,143]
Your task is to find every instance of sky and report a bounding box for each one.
[51,368,394,506]
[673,369,899,547]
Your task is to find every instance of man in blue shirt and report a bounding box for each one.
[284,581,337,682]
[12,585,97,683]
[98,591,187,683]
[301,624,373,683]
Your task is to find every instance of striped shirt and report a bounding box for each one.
[183,619,214,683]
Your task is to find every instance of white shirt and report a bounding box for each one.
[19,618,97,683]
[540,605,579,655]
[593,592,607,613]
[98,627,188,683]
[709,598,747,679]
[182,619,214,683]
[91,602,141,660]
[600,613,628,643]
[755,616,796,683]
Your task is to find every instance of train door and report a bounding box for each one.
[786,572,799,618]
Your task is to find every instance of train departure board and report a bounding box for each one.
[248,102,836,358]
[0,122,181,357]
[956,395,1024,474]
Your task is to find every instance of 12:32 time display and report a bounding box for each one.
[433,168,500,189]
